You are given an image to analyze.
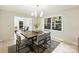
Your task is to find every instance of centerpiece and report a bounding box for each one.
[34,22,40,33]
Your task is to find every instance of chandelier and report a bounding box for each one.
[31,5,43,17]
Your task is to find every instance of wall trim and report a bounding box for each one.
[52,36,78,47]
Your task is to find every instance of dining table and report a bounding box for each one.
[21,31,43,39]
[20,31,44,52]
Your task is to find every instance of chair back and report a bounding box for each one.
[16,35,21,45]
[44,32,50,40]
[37,34,46,45]
[32,35,37,41]
[44,32,51,48]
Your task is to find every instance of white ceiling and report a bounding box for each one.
[0,5,78,17]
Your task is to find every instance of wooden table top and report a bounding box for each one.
[21,31,43,39]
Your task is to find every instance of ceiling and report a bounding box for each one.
[0,5,78,17]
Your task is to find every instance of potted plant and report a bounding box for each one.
[34,23,40,33]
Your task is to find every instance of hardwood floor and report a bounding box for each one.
[53,42,78,53]
[0,39,16,53]
[0,39,78,53]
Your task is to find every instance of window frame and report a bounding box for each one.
[44,16,63,32]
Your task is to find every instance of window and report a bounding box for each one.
[52,16,62,31]
[19,21,23,29]
[44,18,51,29]
[44,16,62,31]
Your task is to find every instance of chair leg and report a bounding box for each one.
[37,42,39,53]
[16,46,18,53]
[50,40,51,47]
[16,45,20,53]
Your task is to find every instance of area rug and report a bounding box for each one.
[8,40,60,53]
[44,40,60,53]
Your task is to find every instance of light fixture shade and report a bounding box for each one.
[34,10,37,17]
[31,5,43,17]
[31,12,34,16]
[40,11,43,17]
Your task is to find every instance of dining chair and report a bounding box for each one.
[27,35,37,52]
[44,32,51,48]
[33,34,47,53]
[24,27,29,32]
[16,34,31,53]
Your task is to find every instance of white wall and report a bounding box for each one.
[0,10,14,41]
[0,10,31,41]
[23,18,32,31]
[40,6,79,46]
[14,16,32,31]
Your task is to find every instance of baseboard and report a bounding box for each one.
[0,40,3,42]
[0,39,12,43]
[52,37,78,47]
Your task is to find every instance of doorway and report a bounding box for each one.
[14,16,32,40]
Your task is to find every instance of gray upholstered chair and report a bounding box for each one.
[33,34,47,53]
[16,35,31,53]
[44,32,51,48]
